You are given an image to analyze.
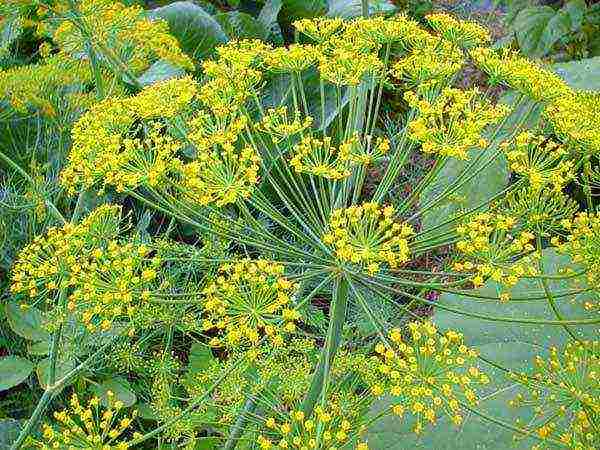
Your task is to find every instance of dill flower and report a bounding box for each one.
[554,212,600,292]
[322,203,414,275]
[10,205,164,332]
[470,47,571,102]
[342,15,424,46]
[502,187,577,235]
[179,143,261,207]
[500,132,575,192]
[200,40,267,116]
[257,392,369,450]
[61,77,197,194]
[52,0,193,74]
[544,92,600,156]
[318,48,383,86]
[509,341,599,449]
[404,88,509,160]
[454,212,539,291]
[184,339,318,427]
[263,44,320,73]
[371,321,489,435]
[290,135,354,180]
[344,134,390,166]
[393,38,463,88]
[30,392,137,449]
[201,260,301,348]
[0,52,91,116]
[293,17,345,42]
[426,12,491,49]
[259,107,313,143]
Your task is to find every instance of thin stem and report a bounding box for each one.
[301,275,348,417]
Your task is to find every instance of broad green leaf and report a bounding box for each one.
[552,56,600,91]
[135,403,158,420]
[5,302,50,342]
[541,9,571,51]
[258,0,283,29]
[367,249,593,449]
[187,342,215,375]
[92,376,137,407]
[280,0,327,22]
[149,2,228,60]
[327,0,396,18]
[505,0,532,27]
[0,356,34,391]
[433,249,596,349]
[562,0,586,31]
[36,357,76,389]
[0,419,22,448]
[511,6,560,57]
[137,60,185,87]
[214,11,270,40]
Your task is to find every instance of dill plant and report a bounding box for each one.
[0,1,599,449]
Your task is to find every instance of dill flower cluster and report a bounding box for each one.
[260,107,313,143]
[52,0,193,73]
[502,187,578,235]
[318,47,383,87]
[263,44,320,73]
[30,392,137,449]
[257,395,369,450]
[290,136,354,180]
[10,205,163,331]
[425,12,490,49]
[370,321,489,435]
[61,77,197,194]
[201,260,301,348]
[322,203,414,275]
[344,14,428,48]
[501,132,575,192]
[509,341,599,449]
[180,120,262,208]
[393,39,463,88]
[554,212,600,294]
[454,212,539,293]
[544,92,600,156]
[183,339,318,426]
[200,40,268,117]
[405,88,509,160]
[470,47,571,102]
[293,17,345,42]
[0,53,92,115]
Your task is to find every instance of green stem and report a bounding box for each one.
[582,155,594,211]
[301,275,348,417]
[223,391,258,450]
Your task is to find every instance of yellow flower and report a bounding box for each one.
[426,12,491,49]
[31,393,136,449]
[323,203,413,273]
[201,260,300,348]
[405,88,509,160]
[373,321,488,434]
